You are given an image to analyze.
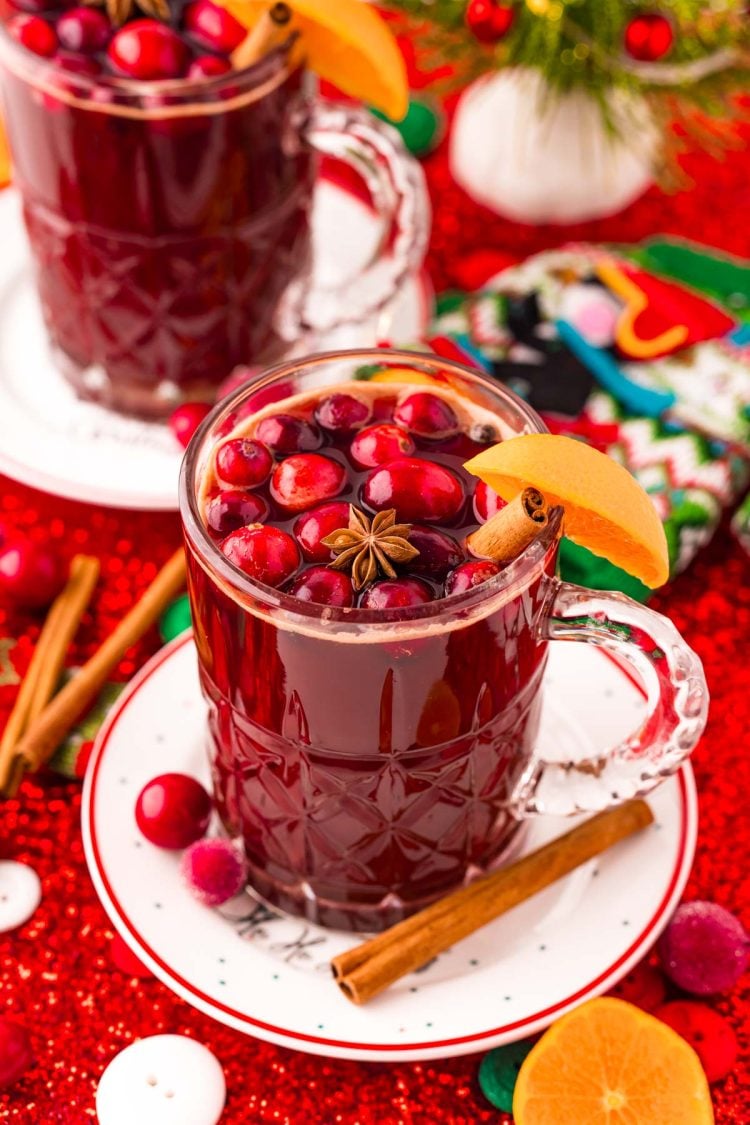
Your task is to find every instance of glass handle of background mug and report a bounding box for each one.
[512,579,709,818]
[280,99,431,336]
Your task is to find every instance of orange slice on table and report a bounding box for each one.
[217,0,408,120]
[513,997,714,1125]
[464,433,669,588]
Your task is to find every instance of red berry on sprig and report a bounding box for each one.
[623,12,674,62]
[465,0,515,44]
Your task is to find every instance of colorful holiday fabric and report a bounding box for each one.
[732,492,750,557]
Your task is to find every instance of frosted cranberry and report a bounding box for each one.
[215,438,272,488]
[393,393,459,439]
[364,458,464,523]
[169,401,211,448]
[221,525,299,587]
[135,772,212,849]
[408,526,463,580]
[0,1018,33,1089]
[289,566,354,608]
[271,453,346,513]
[445,560,501,596]
[0,538,64,608]
[188,54,231,78]
[474,479,506,522]
[108,20,189,80]
[183,0,245,53]
[256,413,321,454]
[349,423,415,469]
[205,489,268,536]
[314,393,371,434]
[8,14,57,57]
[57,7,110,52]
[361,578,433,610]
[293,501,351,563]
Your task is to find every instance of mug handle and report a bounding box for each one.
[512,579,709,817]
[277,99,431,337]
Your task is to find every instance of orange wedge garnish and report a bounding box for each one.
[513,997,714,1125]
[218,0,408,120]
[0,118,11,188]
[464,433,669,588]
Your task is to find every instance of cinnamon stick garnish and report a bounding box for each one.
[231,2,292,71]
[4,548,186,795]
[467,487,549,563]
[0,555,100,795]
[332,799,653,1005]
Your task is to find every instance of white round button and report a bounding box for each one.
[96,1035,225,1125]
[0,861,42,932]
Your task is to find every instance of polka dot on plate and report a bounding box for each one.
[96,1035,225,1125]
[0,861,42,933]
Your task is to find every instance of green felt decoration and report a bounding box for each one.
[560,539,651,604]
[372,97,445,157]
[478,1039,535,1113]
[159,594,192,643]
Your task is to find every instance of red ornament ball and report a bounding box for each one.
[624,13,674,62]
[169,401,212,449]
[658,900,749,995]
[655,1001,738,1083]
[135,773,212,849]
[110,934,153,979]
[0,537,64,609]
[607,961,667,1012]
[180,837,247,906]
[0,1018,33,1089]
[465,0,514,44]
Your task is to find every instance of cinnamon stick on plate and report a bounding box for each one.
[331,799,654,1005]
[467,486,550,563]
[4,548,187,796]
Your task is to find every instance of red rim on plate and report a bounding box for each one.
[83,632,695,1058]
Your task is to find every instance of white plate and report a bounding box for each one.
[82,634,696,1062]
[0,180,431,511]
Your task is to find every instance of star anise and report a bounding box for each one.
[321,506,419,591]
[85,0,170,29]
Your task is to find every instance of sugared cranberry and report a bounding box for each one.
[364,458,464,523]
[271,453,346,513]
[57,7,110,52]
[445,560,501,596]
[135,773,212,849]
[349,423,415,469]
[361,578,433,610]
[187,54,232,79]
[293,501,351,563]
[181,838,246,906]
[169,401,211,448]
[473,479,506,522]
[0,1018,33,1090]
[221,525,299,587]
[0,537,64,609]
[108,20,189,80]
[314,393,371,434]
[408,526,463,580]
[183,0,245,53]
[8,14,57,57]
[393,393,460,439]
[256,413,321,454]
[289,566,354,608]
[205,489,268,536]
[215,438,272,488]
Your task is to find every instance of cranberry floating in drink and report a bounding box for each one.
[0,0,427,417]
[182,353,707,932]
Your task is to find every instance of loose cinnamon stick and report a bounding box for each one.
[332,799,653,1005]
[467,487,549,563]
[231,2,292,71]
[0,554,99,794]
[6,548,186,791]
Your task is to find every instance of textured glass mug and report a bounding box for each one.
[180,350,708,932]
[0,33,429,418]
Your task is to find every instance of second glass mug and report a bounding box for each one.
[180,350,708,933]
[0,31,429,418]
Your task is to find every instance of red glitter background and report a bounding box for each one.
[1,79,750,1125]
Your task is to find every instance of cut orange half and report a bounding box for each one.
[464,433,669,588]
[217,0,408,120]
[513,997,714,1125]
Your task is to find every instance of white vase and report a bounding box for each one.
[449,68,659,225]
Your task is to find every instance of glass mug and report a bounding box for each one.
[0,33,428,418]
[179,350,708,933]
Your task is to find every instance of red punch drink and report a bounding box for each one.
[181,352,562,932]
